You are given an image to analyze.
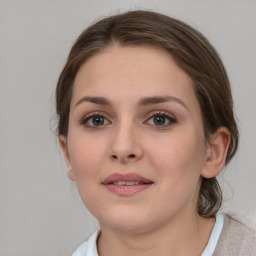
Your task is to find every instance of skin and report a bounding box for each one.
[60,44,230,256]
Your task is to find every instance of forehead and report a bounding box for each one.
[71,45,197,108]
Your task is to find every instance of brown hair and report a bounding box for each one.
[56,10,239,217]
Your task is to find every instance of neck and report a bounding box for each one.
[97,213,215,256]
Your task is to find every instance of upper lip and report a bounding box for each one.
[102,173,153,184]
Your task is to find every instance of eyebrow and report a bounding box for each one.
[75,95,188,110]
[138,96,188,110]
[75,96,111,107]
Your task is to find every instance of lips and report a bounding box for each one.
[102,173,153,184]
[102,173,153,196]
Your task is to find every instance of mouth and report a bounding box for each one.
[102,173,153,196]
[111,181,144,185]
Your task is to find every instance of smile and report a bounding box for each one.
[102,173,153,196]
[112,181,141,185]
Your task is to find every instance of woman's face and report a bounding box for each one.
[61,45,212,233]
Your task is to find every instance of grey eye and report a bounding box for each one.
[82,115,110,127]
[91,116,105,126]
[153,116,167,125]
[147,114,176,126]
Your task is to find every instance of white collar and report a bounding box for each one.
[72,213,224,256]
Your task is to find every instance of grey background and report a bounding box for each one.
[0,0,255,255]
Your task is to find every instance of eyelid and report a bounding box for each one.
[144,111,177,127]
[145,110,176,120]
[80,111,111,127]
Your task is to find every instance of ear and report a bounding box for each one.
[201,127,231,178]
[59,135,75,181]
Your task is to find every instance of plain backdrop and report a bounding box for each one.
[0,0,256,255]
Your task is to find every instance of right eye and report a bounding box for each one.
[81,114,111,128]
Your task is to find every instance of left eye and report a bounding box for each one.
[146,114,176,126]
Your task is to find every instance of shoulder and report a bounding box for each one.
[72,230,100,256]
[214,211,256,256]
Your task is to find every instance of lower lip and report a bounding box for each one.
[103,184,153,196]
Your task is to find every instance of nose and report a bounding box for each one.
[109,123,143,163]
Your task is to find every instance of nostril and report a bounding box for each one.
[110,153,136,160]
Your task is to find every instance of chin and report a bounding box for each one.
[103,221,153,234]
[97,210,154,233]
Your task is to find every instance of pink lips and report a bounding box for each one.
[102,173,153,196]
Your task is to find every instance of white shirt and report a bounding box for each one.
[72,213,224,256]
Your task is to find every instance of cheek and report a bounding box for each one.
[68,135,107,180]
[146,133,206,212]
[67,136,107,209]
[147,131,206,181]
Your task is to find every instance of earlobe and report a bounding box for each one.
[59,136,76,181]
[67,165,76,181]
[201,127,231,178]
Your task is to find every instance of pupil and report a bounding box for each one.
[154,116,165,125]
[93,116,104,126]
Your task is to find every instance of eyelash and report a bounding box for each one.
[144,111,177,128]
[80,111,177,129]
[80,112,111,128]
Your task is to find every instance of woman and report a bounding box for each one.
[56,10,255,256]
